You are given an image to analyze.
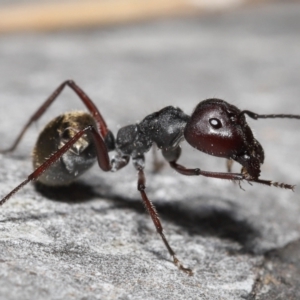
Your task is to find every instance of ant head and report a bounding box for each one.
[184,99,264,177]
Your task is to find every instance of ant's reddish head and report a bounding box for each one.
[184,99,247,158]
[184,99,264,177]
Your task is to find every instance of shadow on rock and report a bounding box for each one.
[139,198,259,254]
[35,181,260,253]
[34,181,99,203]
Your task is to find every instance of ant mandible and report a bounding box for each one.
[0,80,299,276]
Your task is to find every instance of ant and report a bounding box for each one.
[0,80,299,276]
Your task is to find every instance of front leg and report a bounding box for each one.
[169,161,295,190]
[226,159,234,172]
[162,145,294,190]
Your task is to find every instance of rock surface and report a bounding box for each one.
[0,2,299,299]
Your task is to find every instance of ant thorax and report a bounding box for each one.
[115,106,190,159]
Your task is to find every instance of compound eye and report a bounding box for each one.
[209,118,222,129]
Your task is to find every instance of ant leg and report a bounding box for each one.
[162,147,293,189]
[151,144,165,173]
[0,125,112,206]
[247,178,295,190]
[226,159,234,172]
[169,161,295,190]
[133,156,193,275]
[0,80,111,153]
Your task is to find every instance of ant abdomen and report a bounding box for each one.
[33,111,97,186]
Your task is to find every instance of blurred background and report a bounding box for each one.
[0,0,272,33]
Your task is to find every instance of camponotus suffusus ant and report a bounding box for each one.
[0,80,299,275]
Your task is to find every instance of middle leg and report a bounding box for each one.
[133,156,193,275]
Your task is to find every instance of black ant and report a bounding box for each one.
[0,80,299,276]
